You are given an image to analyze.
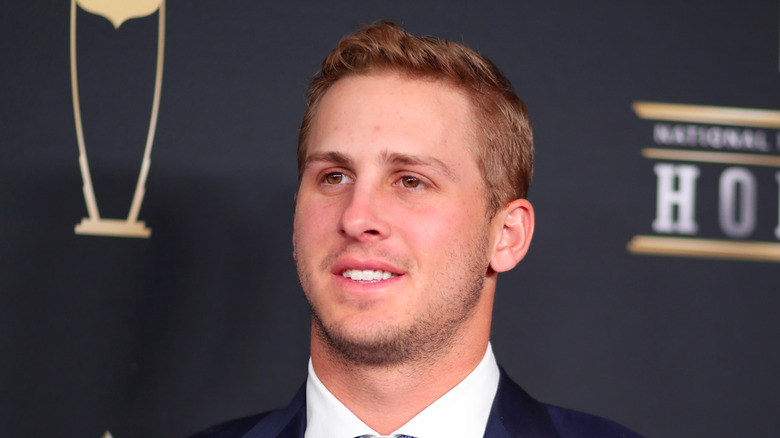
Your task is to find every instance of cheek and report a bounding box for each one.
[415,199,488,250]
[401,207,462,249]
[296,193,335,226]
[295,216,326,250]
[293,204,317,249]
[294,198,343,253]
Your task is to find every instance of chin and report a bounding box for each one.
[314,313,459,367]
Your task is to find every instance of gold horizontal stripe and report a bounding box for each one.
[627,235,780,263]
[632,102,780,129]
[75,218,151,238]
[641,148,780,167]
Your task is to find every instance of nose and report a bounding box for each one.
[338,182,390,241]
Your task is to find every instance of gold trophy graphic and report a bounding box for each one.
[70,0,165,238]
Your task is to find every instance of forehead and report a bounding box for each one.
[305,73,477,163]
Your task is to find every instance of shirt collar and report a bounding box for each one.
[305,343,500,438]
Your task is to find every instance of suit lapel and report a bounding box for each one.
[243,384,307,438]
[483,368,561,438]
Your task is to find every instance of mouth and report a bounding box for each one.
[341,269,399,282]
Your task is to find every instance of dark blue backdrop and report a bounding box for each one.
[2,1,779,437]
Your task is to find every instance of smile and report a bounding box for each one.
[342,269,399,282]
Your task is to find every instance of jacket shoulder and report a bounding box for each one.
[185,384,306,438]
[545,405,644,438]
[186,412,272,438]
[492,367,643,438]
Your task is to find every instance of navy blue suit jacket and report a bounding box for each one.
[188,368,642,438]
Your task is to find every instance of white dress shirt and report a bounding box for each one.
[304,343,500,438]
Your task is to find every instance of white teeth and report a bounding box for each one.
[342,269,398,282]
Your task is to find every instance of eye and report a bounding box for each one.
[322,172,352,185]
[396,175,428,190]
[400,176,420,188]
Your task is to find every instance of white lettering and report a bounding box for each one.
[686,125,698,145]
[652,164,700,234]
[719,167,757,238]
[706,127,723,148]
[653,124,676,145]
[754,130,769,151]
[652,123,770,151]
[722,129,741,149]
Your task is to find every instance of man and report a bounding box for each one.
[190,21,641,438]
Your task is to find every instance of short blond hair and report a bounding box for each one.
[298,21,533,215]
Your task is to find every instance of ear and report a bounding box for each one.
[489,198,534,273]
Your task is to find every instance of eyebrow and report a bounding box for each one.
[302,150,458,181]
[381,151,457,181]
[302,151,353,171]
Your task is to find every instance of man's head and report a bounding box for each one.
[293,22,535,368]
[298,21,533,217]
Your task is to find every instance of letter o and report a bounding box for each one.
[719,167,757,238]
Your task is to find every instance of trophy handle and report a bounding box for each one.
[70,0,165,238]
[70,0,101,221]
[129,1,165,223]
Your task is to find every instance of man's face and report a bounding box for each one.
[293,73,502,365]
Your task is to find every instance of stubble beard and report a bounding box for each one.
[298,230,490,368]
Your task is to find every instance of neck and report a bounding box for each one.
[310,292,494,435]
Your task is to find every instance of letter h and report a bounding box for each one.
[652,164,700,234]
